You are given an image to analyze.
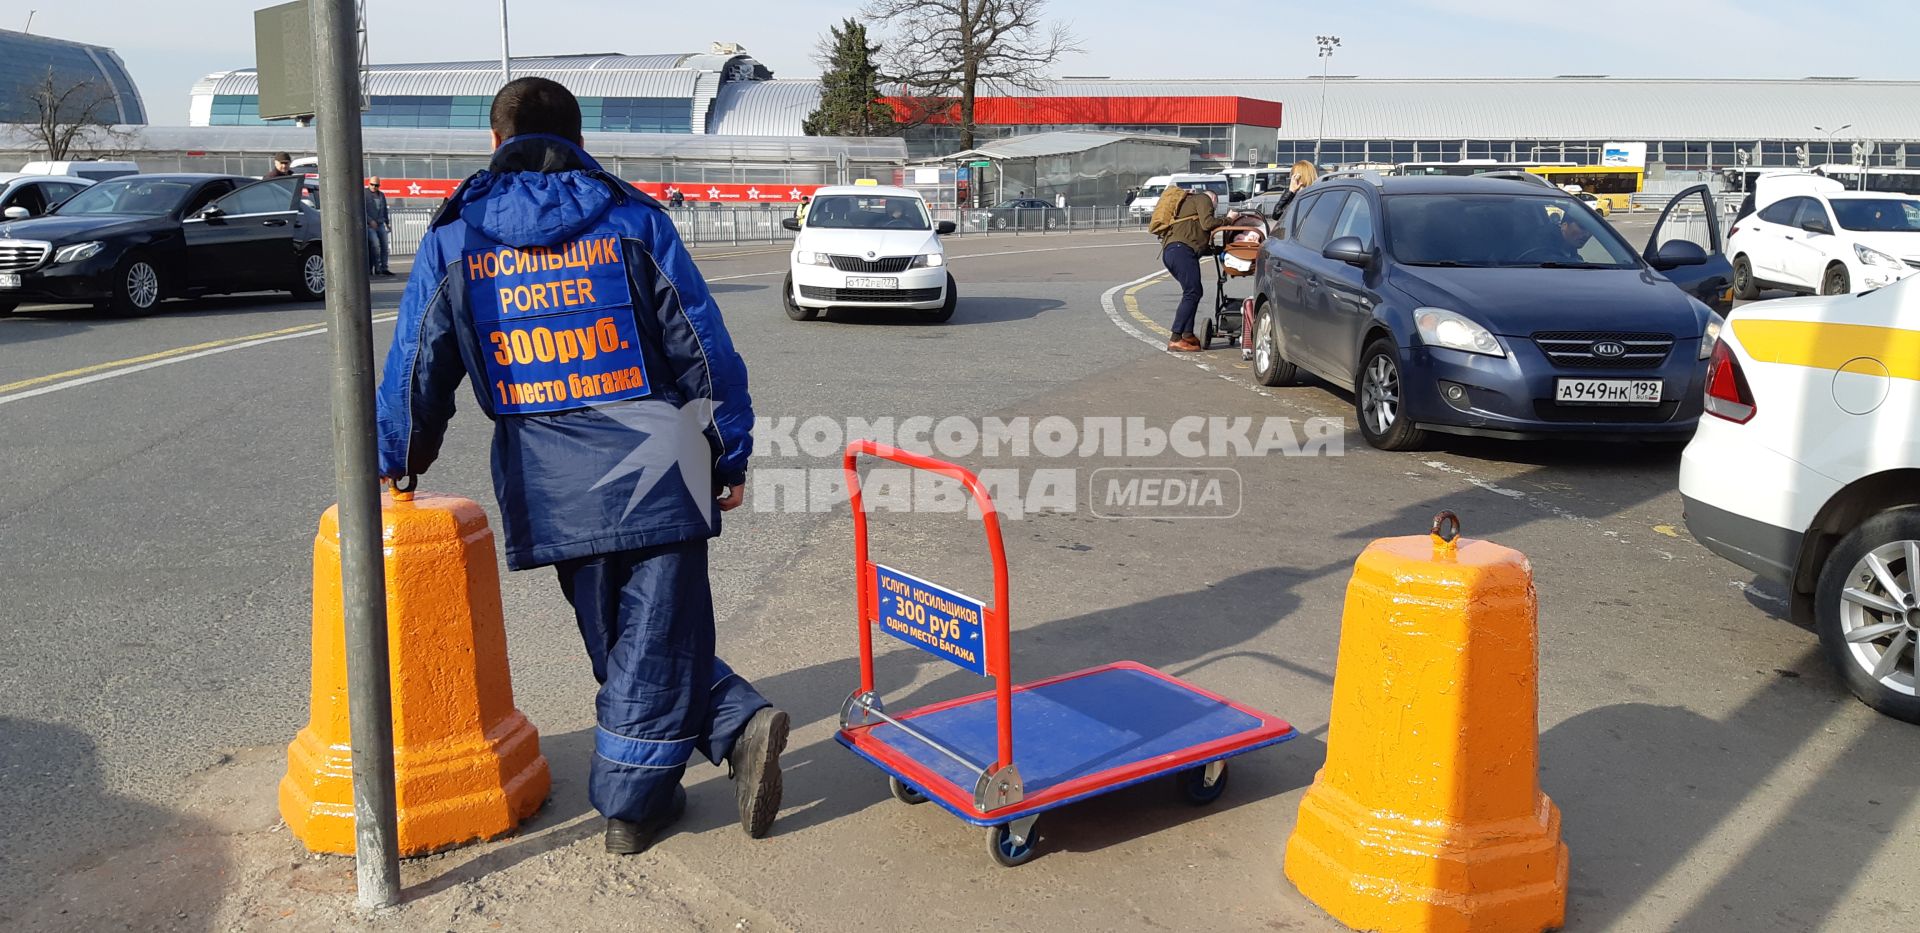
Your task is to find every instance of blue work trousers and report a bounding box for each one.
[1161,242,1204,336]
[556,540,770,823]
[368,224,390,273]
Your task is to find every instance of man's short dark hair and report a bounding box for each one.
[273,152,291,163]
[490,77,583,142]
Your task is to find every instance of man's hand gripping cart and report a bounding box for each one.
[834,441,1297,867]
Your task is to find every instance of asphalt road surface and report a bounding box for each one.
[2,227,1914,932]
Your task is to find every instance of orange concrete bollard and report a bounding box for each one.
[280,488,550,855]
[1285,512,1567,933]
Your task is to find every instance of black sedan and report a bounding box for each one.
[0,173,327,315]
[969,198,1067,231]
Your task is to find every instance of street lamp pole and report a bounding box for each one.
[1815,123,1855,187]
[1313,35,1341,168]
[500,0,512,87]
[1814,123,1852,161]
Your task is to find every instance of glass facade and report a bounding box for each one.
[1274,139,1920,170]
[0,32,146,124]
[43,148,900,199]
[207,94,693,133]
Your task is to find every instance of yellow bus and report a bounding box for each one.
[1523,165,1644,210]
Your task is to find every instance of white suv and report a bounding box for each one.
[1679,276,1920,722]
[1728,173,1920,298]
[780,185,956,322]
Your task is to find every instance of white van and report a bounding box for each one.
[1128,173,1232,222]
[1127,175,1173,222]
[18,159,140,182]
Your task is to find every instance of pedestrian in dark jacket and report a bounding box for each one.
[374,76,787,855]
[264,152,294,180]
[1153,188,1242,351]
[363,177,392,275]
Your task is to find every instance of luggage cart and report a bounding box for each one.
[1199,224,1266,350]
[835,441,1297,866]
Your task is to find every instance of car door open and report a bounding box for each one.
[1645,184,1732,312]
[183,178,299,292]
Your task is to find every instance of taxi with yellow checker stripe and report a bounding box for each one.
[1680,275,1920,722]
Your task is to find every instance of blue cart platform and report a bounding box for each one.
[836,441,1297,866]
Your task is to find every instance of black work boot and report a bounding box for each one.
[727,707,789,838]
[605,785,687,855]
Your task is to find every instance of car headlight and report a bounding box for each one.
[792,250,833,266]
[1699,312,1724,359]
[1414,307,1505,357]
[910,253,944,268]
[53,241,104,264]
[1856,244,1904,269]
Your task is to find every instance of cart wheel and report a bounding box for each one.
[1180,761,1229,806]
[987,823,1038,867]
[888,776,928,805]
[1200,318,1214,349]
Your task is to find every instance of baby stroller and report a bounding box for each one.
[1199,224,1266,350]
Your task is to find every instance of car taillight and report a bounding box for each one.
[1704,339,1756,423]
[1728,225,1740,239]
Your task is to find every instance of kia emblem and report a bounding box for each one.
[1592,340,1627,358]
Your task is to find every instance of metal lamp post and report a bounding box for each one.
[500,0,512,86]
[1313,35,1341,168]
[1814,123,1852,166]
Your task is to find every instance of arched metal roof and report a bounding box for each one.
[202,55,704,100]
[191,50,777,129]
[72,124,907,163]
[0,28,147,124]
[708,80,824,136]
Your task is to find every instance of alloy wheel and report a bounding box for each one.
[1255,314,1274,373]
[1838,540,1920,696]
[127,261,159,309]
[1361,354,1400,436]
[304,254,327,294]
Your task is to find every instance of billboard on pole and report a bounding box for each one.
[255,0,315,121]
[1601,142,1647,168]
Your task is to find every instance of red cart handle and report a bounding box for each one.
[842,440,1015,776]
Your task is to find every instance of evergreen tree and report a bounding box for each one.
[803,19,897,137]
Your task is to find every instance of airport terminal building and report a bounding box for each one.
[185,52,1920,175]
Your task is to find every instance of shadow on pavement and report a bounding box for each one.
[1545,657,1919,931]
[406,726,602,901]
[819,297,1065,328]
[0,717,228,932]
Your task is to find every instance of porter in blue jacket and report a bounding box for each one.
[374,77,787,854]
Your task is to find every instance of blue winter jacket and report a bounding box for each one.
[375,134,753,570]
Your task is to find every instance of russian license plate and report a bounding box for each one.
[845,277,897,289]
[0,273,19,289]
[1555,378,1662,405]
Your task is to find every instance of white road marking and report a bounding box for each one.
[0,313,400,406]
[3,240,1157,405]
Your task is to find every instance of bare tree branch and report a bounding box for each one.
[862,0,1081,150]
[10,68,130,161]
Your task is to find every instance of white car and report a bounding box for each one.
[17,159,140,182]
[1679,276,1920,722]
[1728,173,1920,298]
[0,173,92,219]
[780,185,956,322]
[1127,173,1231,222]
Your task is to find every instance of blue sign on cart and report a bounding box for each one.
[874,564,987,676]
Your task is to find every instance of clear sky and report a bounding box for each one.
[13,0,1919,125]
